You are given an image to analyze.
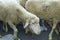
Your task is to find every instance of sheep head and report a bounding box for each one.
[24,17,41,35]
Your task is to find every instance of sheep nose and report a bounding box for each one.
[36,32,40,35]
[38,31,40,34]
[36,30,41,35]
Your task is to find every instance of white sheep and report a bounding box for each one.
[2,0,27,33]
[0,0,40,40]
[25,0,60,40]
[18,0,59,36]
[2,0,41,34]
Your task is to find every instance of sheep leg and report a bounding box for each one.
[42,20,47,31]
[48,21,59,35]
[8,21,18,40]
[0,34,2,38]
[25,28,29,34]
[49,20,58,40]
[3,23,5,31]
[47,20,59,35]
[58,27,60,32]
[55,29,59,35]
[3,22,8,33]
[5,23,8,33]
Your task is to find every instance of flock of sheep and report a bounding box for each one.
[0,0,60,40]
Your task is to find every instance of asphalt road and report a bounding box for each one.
[0,21,60,40]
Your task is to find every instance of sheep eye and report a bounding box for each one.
[32,23,35,24]
[32,22,36,24]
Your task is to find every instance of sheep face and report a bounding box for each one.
[24,17,41,35]
[28,17,41,35]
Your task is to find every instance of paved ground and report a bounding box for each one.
[0,21,60,40]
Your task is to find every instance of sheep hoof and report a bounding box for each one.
[25,30,28,35]
[14,39,18,40]
[3,29,9,34]
[14,38,18,40]
[55,29,59,35]
[3,31,9,34]
[5,30,8,33]
[25,32,28,35]
[49,37,52,40]
[25,31,28,34]
[56,32,59,35]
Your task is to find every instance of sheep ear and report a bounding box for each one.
[24,20,29,28]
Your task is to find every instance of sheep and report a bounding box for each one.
[0,0,41,40]
[16,0,58,34]
[18,0,59,35]
[2,0,27,33]
[25,0,60,40]
[17,0,48,33]
[2,0,41,34]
